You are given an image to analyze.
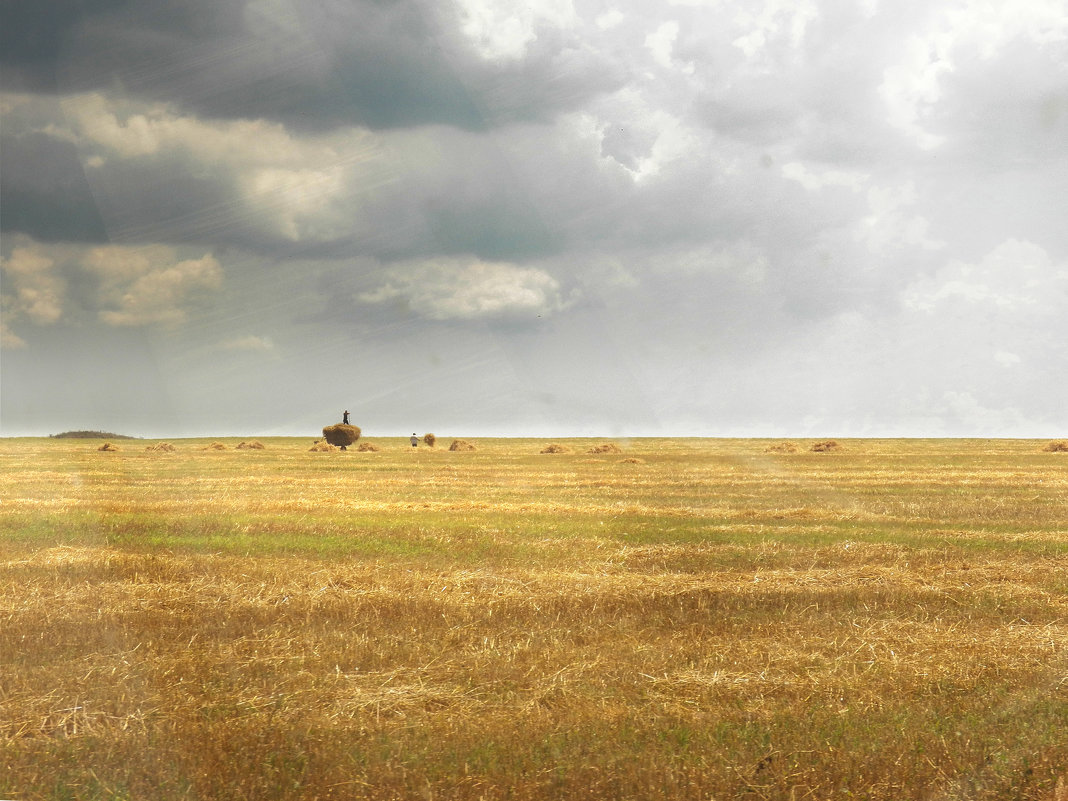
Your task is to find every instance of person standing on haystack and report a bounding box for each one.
[343,410,350,424]
[410,433,418,448]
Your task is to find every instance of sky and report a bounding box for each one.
[2,0,1066,439]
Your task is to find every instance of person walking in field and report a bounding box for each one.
[410,433,418,448]
[343,410,350,424]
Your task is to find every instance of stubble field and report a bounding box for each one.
[1,436,1066,800]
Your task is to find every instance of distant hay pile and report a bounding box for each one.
[811,440,840,452]
[622,457,645,464]
[323,424,361,449]
[540,443,571,454]
[204,442,228,450]
[588,443,622,454]
[146,442,176,452]
[237,440,265,450]
[309,441,337,452]
[357,442,380,452]
[1043,440,1068,452]
[423,433,436,447]
[449,439,476,452]
[765,442,798,454]
[98,442,120,452]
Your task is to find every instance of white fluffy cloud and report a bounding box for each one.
[456,0,578,60]
[1,245,65,325]
[89,251,222,327]
[220,335,275,352]
[0,238,224,343]
[359,258,567,321]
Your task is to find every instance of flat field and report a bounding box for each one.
[1,436,1066,800]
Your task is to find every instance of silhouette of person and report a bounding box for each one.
[343,410,350,424]
[411,433,418,447]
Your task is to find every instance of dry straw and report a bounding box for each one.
[237,441,265,450]
[765,442,798,453]
[308,441,337,452]
[540,443,571,454]
[588,443,622,454]
[1043,440,1068,452]
[811,440,840,452]
[146,443,177,452]
[322,424,361,448]
[97,442,120,452]
[423,433,436,447]
[357,442,380,452]
[449,439,476,451]
[203,442,228,450]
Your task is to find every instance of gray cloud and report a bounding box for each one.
[2,0,1066,436]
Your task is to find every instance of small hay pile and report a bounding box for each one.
[203,442,228,450]
[540,443,571,454]
[357,442,380,452]
[449,439,476,452]
[146,442,177,452]
[309,441,337,452]
[1043,440,1068,452]
[323,424,361,449]
[622,457,645,464]
[237,440,265,450]
[811,440,840,452]
[98,442,120,452]
[423,433,436,447]
[765,442,797,454]
[588,443,622,454]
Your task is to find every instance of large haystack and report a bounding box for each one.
[449,439,476,452]
[588,443,622,454]
[811,440,839,452]
[1043,440,1068,452]
[540,443,571,454]
[423,433,436,447]
[146,442,177,452]
[323,423,361,450]
[237,441,265,450]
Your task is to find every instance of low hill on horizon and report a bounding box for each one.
[51,430,137,440]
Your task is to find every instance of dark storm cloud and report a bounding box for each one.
[0,132,108,242]
[18,0,622,132]
[0,0,124,91]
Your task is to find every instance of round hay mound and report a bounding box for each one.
[1043,440,1068,452]
[540,443,571,454]
[98,442,120,452]
[323,423,361,447]
[423,433,436,447]
[449,439,476,452]
[146,442,177,452]
[587,443,622,454]
[622,457,645,464]
[765,442,798,454]
[237,440,265,450]
[811,440,839,452]
[357,442,380,452]
[309,441,337,452]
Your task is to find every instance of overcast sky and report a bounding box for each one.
[2,0,1066,438]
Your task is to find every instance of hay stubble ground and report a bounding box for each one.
[1,437,1066,800]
